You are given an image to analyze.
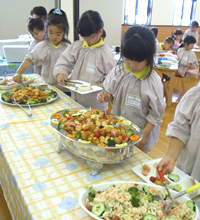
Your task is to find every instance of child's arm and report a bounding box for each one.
[56,74,67,85]
[157,137,184,175]
[97,91,113,103]
[136,122,154,150]
[13,59,33,82]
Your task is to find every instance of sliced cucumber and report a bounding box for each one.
[143,214,158,220]
[58,121,64,130]
[168,174,180,182]
[91,202,105,217]
[187,201,196,212]
[143,186,150,194]
[72,113,82,117]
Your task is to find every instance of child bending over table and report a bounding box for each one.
[97,25,166,153]
[13,8,71,92]
[53,10,115,110]
[176,35,198,77]
[155,37,174,54]
[158,86,200,182]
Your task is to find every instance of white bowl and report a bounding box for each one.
[79,181,199,220]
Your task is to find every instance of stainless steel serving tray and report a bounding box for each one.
[49,108,143,175]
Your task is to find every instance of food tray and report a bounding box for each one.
[79,181,199,220]
[0,74,37,90]
[132,158,200,199]
[0,88,59,106]
[59,80,102,94]
[49,108,142,175]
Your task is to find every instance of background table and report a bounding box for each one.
[0,76,151,220]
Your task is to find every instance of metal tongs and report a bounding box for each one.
[14,96,32,117]
[19,80,28,87]
[102,85,115,116]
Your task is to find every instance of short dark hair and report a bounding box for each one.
[47,8,70,43]
[183,35,196,45]
[164,37,174,45]
[28,18,44,32]
[191,21,199,28]
[121,25,155,71]
[76,10,104,37]
[102,29,106,39]
[30,6,47,17]
[173,29,183,36]
[150,27,158,38]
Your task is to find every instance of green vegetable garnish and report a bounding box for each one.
[126,129,134,136]
[107,139,115,146]
[131,196,140,207]
[75,132,82,140]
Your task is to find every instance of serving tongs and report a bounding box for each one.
[64,81,78,89]
[19,80,29,87]
[102,85,115,117]
[14,96,32,117]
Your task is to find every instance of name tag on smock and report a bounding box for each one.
[125,94,141,109]
[182,56,188,62]
[86,62,96,74]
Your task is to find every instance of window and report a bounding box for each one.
[173,0,197,26]
[124,0,153,25]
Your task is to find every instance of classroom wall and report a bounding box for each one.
[0,0,54,39]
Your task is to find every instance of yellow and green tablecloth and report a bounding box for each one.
[0,75,159,220]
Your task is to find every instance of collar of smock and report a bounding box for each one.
[124,64,151,80]
[183,47,191,51]
[160,43,166,52]
[49,40,62,48]
[82,38,104,48]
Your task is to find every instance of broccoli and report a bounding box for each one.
[125,129,134,136]
[63,110,69,116]
[88,186,97,202]
[107,138,115,146]
[128,187,140,196]
[75,132,82,140]
[143,192,153,202]
[131,196,140,207]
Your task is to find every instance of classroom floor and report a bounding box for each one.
[0,71,200,220]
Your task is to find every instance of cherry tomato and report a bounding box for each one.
[97,191,101,194]
[150,176,156,183]
[112,216,120,220]
[94,132,101,138]
[122,134,127,140]
[87,205,92,212]
[135,183,138,186]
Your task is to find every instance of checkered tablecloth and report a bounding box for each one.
[0,75,153,220]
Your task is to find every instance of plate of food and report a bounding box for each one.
[0,74,37,90]
[79,181,199,220]
[50,108,142,147]
[0,86,58,106]
[59,80,102,94]
[132,158,200,199]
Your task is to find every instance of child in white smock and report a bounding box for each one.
[28,18,46,74]
[53,10,116,110]
[158,86,200,182]
[183,21,199,46]
[155,37,174,54]
[177,35,198,77]
[13,9,71,91]
[97,26,166,153]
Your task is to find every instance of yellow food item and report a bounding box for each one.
[122,120,132,126]
[51,118,59,125]
[115,143,128,147]
[78,139,91,144]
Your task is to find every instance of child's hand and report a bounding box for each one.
[157,156,176,176]
[97,92,106,103]
[90,83,101,87]
[57,73,67,85]
[13,73,22,83]
[187,63,191,70]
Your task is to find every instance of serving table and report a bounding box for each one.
[0,75,151,220]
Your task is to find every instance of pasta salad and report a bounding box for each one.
[85,183,196,220]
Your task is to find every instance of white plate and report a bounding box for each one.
[0,74,37,90]
[59,80,102,94]
[132,158,200,199]
[79,181,199,220]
